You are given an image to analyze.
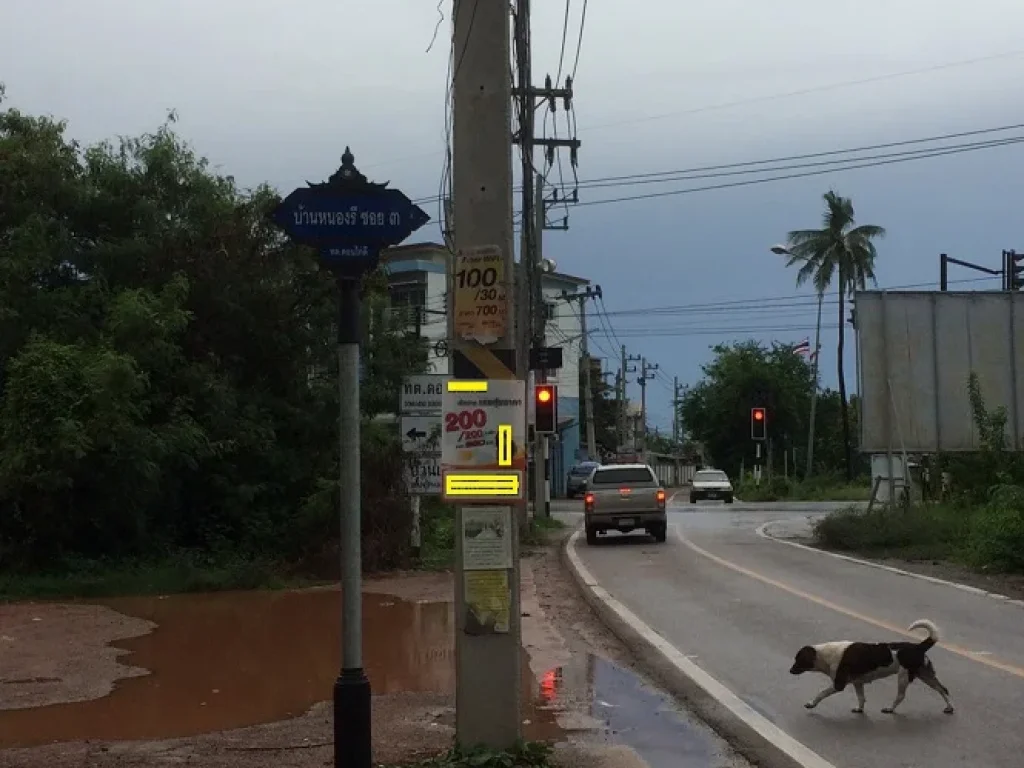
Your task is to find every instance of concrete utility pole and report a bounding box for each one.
[638,358,658,455]
[513,6,580,512]
[559,285,602,460]
[450,0,520,748]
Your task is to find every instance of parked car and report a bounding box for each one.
[584,464,667,544]
[689,468,734,504]
[566,460,601,498]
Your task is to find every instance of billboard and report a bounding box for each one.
[856,290,1024,453]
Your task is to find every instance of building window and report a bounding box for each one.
[389,274,427,328]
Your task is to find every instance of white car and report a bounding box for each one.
[689,469,734,504]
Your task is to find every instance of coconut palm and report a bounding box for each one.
[785,191,885,481]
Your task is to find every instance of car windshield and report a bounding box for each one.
[695,471,728,483]
[571,463,599,476]
[590,467,654,485]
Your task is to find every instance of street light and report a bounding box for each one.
[768,243,823,479]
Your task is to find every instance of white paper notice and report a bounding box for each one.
[462,506,513,570]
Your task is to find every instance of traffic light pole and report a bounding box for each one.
[939,252,1003,291]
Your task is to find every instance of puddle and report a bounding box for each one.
[535,654,726,768]
[0,589,558,748]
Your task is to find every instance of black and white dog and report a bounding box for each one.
[789,619,955,715]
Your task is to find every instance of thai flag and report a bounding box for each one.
[793,338,811,356]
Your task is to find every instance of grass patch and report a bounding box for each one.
[392,742,554,768]
[812,485,1024,573]
[736,475,871,503]
[0,551,297,602]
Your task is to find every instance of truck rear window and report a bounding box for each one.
[590,468,654,485]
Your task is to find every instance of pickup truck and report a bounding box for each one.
[583,463,667,545]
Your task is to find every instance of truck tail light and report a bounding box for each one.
[584,492,594,509]
[656,489,666,506]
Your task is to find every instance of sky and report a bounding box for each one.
[3,0,1024,433]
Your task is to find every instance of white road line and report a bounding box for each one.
[566,530,837,768]
[756,521,1024,611]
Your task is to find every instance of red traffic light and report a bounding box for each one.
[535,384,557,434]
[753,409,764,421]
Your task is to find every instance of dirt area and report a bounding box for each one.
[0,603,155,710]
[0,533,751,768]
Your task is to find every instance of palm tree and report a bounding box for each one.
[785,191,885,481]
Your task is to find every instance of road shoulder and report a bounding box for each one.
[757,519,1024,608]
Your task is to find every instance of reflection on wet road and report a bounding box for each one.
[538,654,734,768]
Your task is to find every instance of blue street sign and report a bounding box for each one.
[272,187,430,249]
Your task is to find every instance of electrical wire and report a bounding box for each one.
[368,48,1024,175]
[555,0,571,85]
[412,121,1024,205]
[575,137,1024,208]
[569,0,588,80]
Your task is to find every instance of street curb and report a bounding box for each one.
[561,529,836,768]
[756,521,1024,611]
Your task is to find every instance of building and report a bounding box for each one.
[381,242,590,496]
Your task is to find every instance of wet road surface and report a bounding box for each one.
[569,501,1024,768]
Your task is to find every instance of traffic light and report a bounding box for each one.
[535,384,558,434]
[751,407,767,441]
[1006,250,1024,290]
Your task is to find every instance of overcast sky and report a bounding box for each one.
[3,1,1024,432]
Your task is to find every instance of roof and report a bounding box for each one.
[592,463,652,471]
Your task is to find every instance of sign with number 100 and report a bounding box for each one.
[453,246,508,343]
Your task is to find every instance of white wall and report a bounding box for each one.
[541,283,582,400]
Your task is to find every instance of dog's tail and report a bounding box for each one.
[908,619,940,651]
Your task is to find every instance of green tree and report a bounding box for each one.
[678,341,814,476]
[784,191,885,481]
[0,97,425,573]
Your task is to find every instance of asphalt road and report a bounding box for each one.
[562,498,1024,768]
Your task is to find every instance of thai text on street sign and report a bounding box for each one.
[405,455,441,495]
[441,379,526,503]
[269,148,429,275]
[401,374,450,414]
[453,245,509,345]
[401,374,446,496]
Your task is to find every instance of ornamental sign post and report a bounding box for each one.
[269,148,429,768]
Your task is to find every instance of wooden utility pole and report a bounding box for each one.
[450,0,521,748]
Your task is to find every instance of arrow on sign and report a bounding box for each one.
[406,427,427,441]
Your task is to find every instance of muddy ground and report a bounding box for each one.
[0,532,751,768]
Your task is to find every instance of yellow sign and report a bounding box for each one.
[447,380,489,393]
[497,425,512,466]
[453,246,508,344]
[464,569,511,634]
[445,472,521,496]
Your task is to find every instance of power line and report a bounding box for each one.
[575,137,1024,208]
[572,123,1024,187]
[412,121,1024,205]
[559,275,995,321]
[370,49,1024,174]
[569,0,588,80]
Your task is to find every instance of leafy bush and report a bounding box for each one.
[963,485,1024,572]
